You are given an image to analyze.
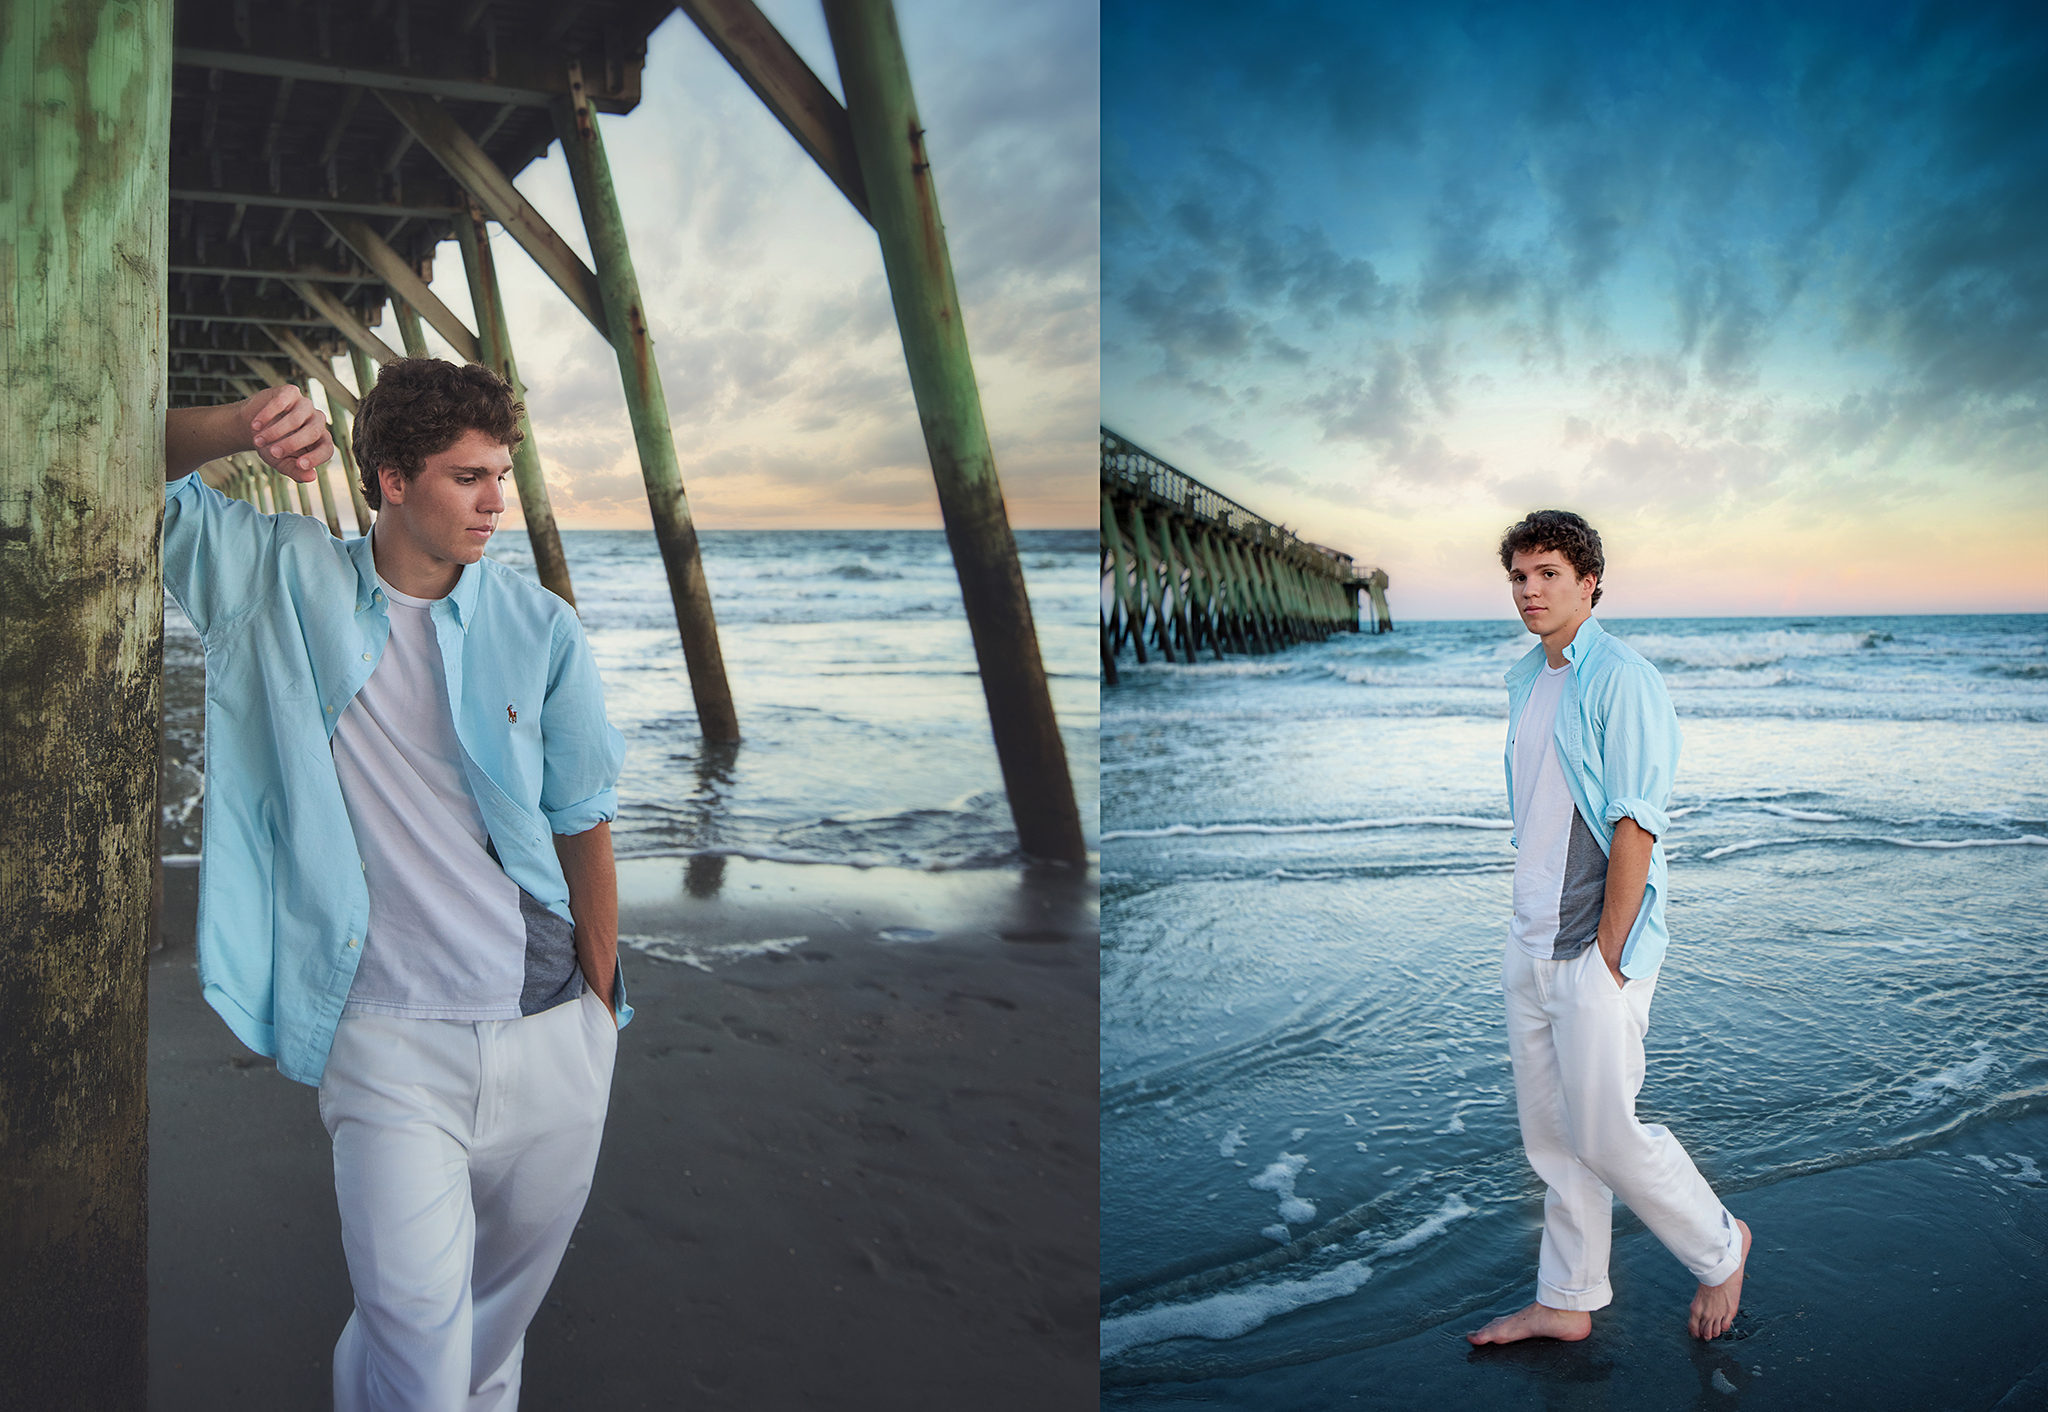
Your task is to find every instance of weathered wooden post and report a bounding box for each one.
[453,199,577,607]
[342,348,380,535]
[1100,491,1143,664]
[393,298,430,358]
[1156,510,1194,657]
[0,0,166,1401]
[243,453,272,512]
[1368,567,1394,634]
[554,64,741,743]
[1124,500,1172,663]
[821,0,1086,861]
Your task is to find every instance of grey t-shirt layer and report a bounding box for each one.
[1511,662,1610,960]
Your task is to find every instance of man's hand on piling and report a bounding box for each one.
[246,384,334,481]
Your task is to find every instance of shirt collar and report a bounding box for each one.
[1560,614,1605,665]
[1504,613,1605,685]
[347,528,485,628]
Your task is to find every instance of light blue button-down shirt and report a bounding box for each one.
[1503,616,1681,979]
[163,473,630,1085]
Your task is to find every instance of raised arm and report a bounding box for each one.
[165,384,335,481]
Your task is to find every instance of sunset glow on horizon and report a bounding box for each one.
[1104,1,2048,621]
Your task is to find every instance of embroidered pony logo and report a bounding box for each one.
[507,705,517,723]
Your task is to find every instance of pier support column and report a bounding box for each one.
[307,405,343,537]
[455,199,577,607]
[1154,508,1193,657]
[1125,501,1172,664]
[1103,494,1145,665]
[555,64,741,744]
[0,0,168,1401]
[393,298,430,358]
[1101,492,1140,664]
[823,0,1085,861]
[343,349,380,535]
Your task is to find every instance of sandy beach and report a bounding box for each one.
[148,855,1097,1410]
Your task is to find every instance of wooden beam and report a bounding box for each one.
[239,355,289,388]
[170,155,462,218]
[286,279,402,364]
[165,289,331,326]
[168,243,378,284]
[169,42,642,114]
[676,0,870,223]
[262,326,360,414]
[377,90,609,339]
[318,212,479,362]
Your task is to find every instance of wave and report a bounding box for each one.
[1627,629,1889,670]
[1103,816,1513,842]
[1099,1194,1476,1362]
[1702,833,2048,861]
[620,932,810,971]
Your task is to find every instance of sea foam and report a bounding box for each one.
[1099,1258,1374,1360]
[1104,815,1512,842]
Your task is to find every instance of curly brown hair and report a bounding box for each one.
[1499,509,1605,607]
[353,357,524,509]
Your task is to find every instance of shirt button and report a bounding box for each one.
[346,937,359,949]
[361,652,372,661]
[325,705,334,713]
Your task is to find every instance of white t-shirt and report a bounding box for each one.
[1510,662,1609,960]
[331,577,566,1020]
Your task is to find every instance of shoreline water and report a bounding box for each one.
[148,524,1101,1405]
[1101,614,2048,1407]
[151,854,1099,1409]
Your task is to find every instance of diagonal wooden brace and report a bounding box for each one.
[261,325,360,413]
[376,90,612,340]
[317,211,479,363]
[286,279,402,366]
[677,0,870,223]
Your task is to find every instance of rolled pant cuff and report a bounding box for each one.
[1691,1214,1744,1289]
[1537,1277,1612,1312]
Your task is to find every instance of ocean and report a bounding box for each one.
[1099,615,2048,1408]
[161,526,1100,887]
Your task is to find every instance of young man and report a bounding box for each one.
[1466,509,1751,1347]
[163,362,628,1410]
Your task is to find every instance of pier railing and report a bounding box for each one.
[1101,428,1394,682]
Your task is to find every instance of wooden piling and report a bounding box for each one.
[1102,493,1145,665]
[393,298,430,358]
[819,0,1087,862]
[342,349,379,535]
[454,198,577,607]
[1125,500,1172,664]
[554,63,741,745]
[0,0,167,1399]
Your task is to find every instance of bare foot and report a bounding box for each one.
[1689,1217,1753,1340]
[1465,1301,1592,1345]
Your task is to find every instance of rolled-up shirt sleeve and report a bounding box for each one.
[539,611,625,835]
[163,472,280,637]
[1597,661,1680,840]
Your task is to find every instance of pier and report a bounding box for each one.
[4,2,1083,1401]
[1100,428,1392,685]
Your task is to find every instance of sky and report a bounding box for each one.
[323,0,1098,530]
[1102,0,2048,620]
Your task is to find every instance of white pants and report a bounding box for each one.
[318,988,617,1411]
[1503,941,1742,1311]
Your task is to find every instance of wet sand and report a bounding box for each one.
[1102,1113,2048,1409]
[148,855,1097,1410]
